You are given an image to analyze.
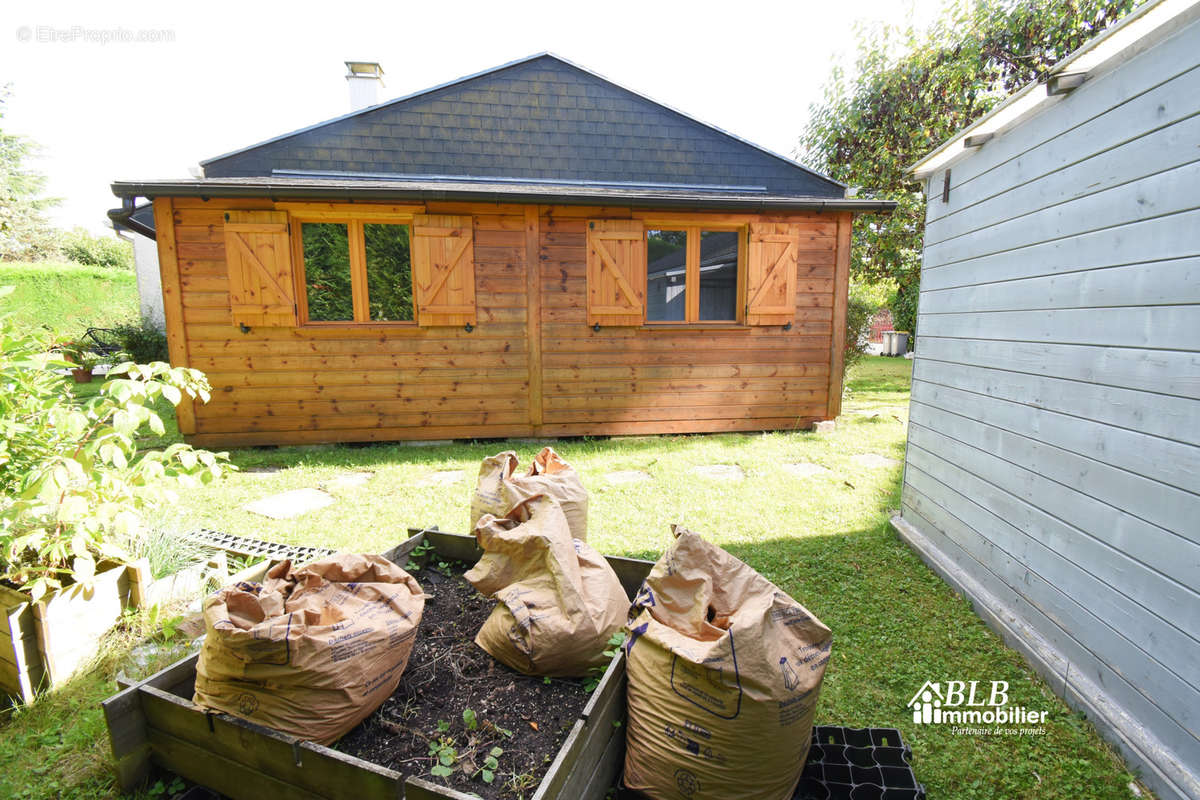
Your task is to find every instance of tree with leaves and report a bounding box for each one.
[0,87,61,261]
[799,0,1138,335]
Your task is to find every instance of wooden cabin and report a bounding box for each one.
[111,54,892,448]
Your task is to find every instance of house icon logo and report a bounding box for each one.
[907,681,943,724]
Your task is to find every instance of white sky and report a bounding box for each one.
[0,0,945,234]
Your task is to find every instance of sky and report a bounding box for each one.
[0,0,946,234]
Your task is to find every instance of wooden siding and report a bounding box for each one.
[162,200,846,447]
[899,15,1200,800]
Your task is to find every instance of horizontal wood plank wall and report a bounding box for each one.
[178,199,532,447]
[535,210,834,437]
[170,199,840,446]
[900,16,1200,800]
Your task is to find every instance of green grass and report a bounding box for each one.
[0,260,138,343]
[0,357,1143,798]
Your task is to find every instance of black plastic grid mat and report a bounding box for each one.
[795,726,925,800]
[182,528,336,565]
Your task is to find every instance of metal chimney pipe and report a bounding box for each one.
[345,61,384,111]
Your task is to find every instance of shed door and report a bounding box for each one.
[746,222,799,326]
[223,210,298,327]
[412,214,477,327]
[586,219,646,327]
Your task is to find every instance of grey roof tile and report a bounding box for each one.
[203,54,841,196]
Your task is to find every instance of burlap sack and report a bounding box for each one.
[623,527,832,800]
[194,554,424,745]
[470,447,588,541]
[465,494,627,677]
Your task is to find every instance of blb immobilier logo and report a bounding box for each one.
[907,680,1048,735]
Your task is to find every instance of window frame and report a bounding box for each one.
[641,220,748,327]
[290,213,418,327]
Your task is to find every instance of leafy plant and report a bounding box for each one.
[479,746,503,784]
[428,736,458,778]
[110,321,168,364]
[798,0,1138,336]
[583,631,627,692]
[0,290,232,600]
[844,281,885,378]
[60,228,133,271]
[462,707,478,731]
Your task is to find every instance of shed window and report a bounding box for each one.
[645,226,743,324]
[297,219,414,324]
[646,229,687,322]
[301,222,354,322]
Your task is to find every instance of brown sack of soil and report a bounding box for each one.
[623,527,832,800]
[194,554,424,745]
[466,494,627,677]
[470,447,589,541]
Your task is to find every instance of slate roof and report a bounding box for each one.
[201,53,844,198]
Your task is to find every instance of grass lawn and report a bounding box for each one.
[0,260,139,343]
[0,357,1142,799]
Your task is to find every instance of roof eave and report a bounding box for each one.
[110,179,894,214]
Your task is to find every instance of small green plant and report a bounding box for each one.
[478,746,503,784]
[405,539,434,571]
[462,707,478,731]
[436,719,450,733]
[146,776,186,797]
[584,630,627,692]
[427,735,458,778]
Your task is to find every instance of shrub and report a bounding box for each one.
[111,321,169,363]
[60,227,133,271]
[844,281,885,378]
[0,285,231,600]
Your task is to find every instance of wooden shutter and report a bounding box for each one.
[223,210,298,327]
[746,222,799,326]
[586,219,646,326]
[412,214,476,326]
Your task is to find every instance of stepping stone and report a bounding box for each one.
[243,488,334,520]
[322,471,374,491]
[851,454,901,469]
[243,466,282,477]
[691,464,745,481]
[418,469,466,487]
[783,462,830,478]
[604,470,652,485]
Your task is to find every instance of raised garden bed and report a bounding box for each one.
[103,528,654,800]
[2,561,143,703]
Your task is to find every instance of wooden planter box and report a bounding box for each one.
[103,529,653,800]
[129,552,229,608]
[2,561,143,703]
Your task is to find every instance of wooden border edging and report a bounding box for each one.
[103,529,654,800]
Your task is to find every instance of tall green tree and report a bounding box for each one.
[0,86,60,261]
[799,0,1139,334]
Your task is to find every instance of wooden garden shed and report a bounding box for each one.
[111,54,891,448]
[896,3,1200,799]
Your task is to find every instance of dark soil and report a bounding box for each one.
[334,559,592,798]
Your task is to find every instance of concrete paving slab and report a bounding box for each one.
[604,470,653,484]
[418,469,466,487]
[691,464,745,481]
[783,462,831,478]
[243,488,334,520]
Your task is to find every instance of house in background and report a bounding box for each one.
[895,2,1200,798]
[110,53,892,448]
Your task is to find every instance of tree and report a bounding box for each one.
[0,87,61,261]
[799,0,1139,335]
